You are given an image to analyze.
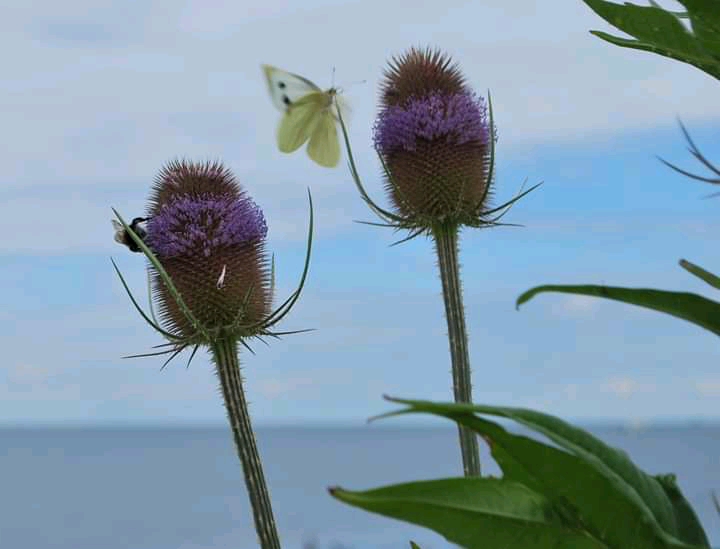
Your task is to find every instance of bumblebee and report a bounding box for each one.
[111,217,149,253]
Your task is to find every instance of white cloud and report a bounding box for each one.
[2,0,719,254]
[604,377,637,399]
[563,383,579,401]
[6,363,52,388]
[2,0,719,193]
[255,367,354,399]
[256,376,318,399]
[551,294,601,317]
[601,376,656,399]
[695,379,720,397]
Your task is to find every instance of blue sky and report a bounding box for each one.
[1,0,720,426]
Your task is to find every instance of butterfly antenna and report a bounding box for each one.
[331,66,337,89]
[342,79,368,94]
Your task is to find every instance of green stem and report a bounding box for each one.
[432,223,482,477]
[211,338,281,549]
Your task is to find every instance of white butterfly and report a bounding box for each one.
[261,65,349,168]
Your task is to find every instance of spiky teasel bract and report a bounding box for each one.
[336,46,539,243]
[380,47,467,108]
[111,158,313,368]
[656,119,720,198]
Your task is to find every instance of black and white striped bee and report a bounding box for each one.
[111,217,149,253]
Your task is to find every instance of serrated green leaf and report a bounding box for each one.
[583,0,702,53]
[589,30,720,78]
[516,284,720,337]
[678,0,720,59]
[648,0,689,18]
[330,478,607,549]
[582,0,720,80]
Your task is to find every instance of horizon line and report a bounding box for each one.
[2,416,719,429]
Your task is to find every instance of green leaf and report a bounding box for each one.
[431,402,709,547]
[589,30,720,78]
[655,473,711,547]
[581,0,720,80]
[648,0,689,19]
[516,284,720,337]
[330,478,607,549]
[377,398,700,549]
[409,542,421,549]
[447,404,679,540]
[678,0,720,59]
[584,0,701,53]
[679,259,720,290]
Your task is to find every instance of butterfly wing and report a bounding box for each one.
[307,108,340,168]
[262,65,322,112]
[262,65,346,168]
[276,91,329,154]
[332,93,352,125]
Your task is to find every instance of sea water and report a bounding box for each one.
[1,424,718,549]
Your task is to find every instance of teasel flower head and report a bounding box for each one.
[144,159,272,338]
[355,47,538,241]
[112,158,313,367]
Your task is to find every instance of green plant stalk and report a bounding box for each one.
[211,338,281,549]
[432,222,481,477]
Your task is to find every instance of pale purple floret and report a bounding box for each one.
[373,91,490,155]
[146,193,268,258]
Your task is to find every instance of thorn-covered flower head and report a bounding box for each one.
[373,47,494,226]
[144,159,272,339]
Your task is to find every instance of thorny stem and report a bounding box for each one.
[211,338,281,549]
[432,222,481,477]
